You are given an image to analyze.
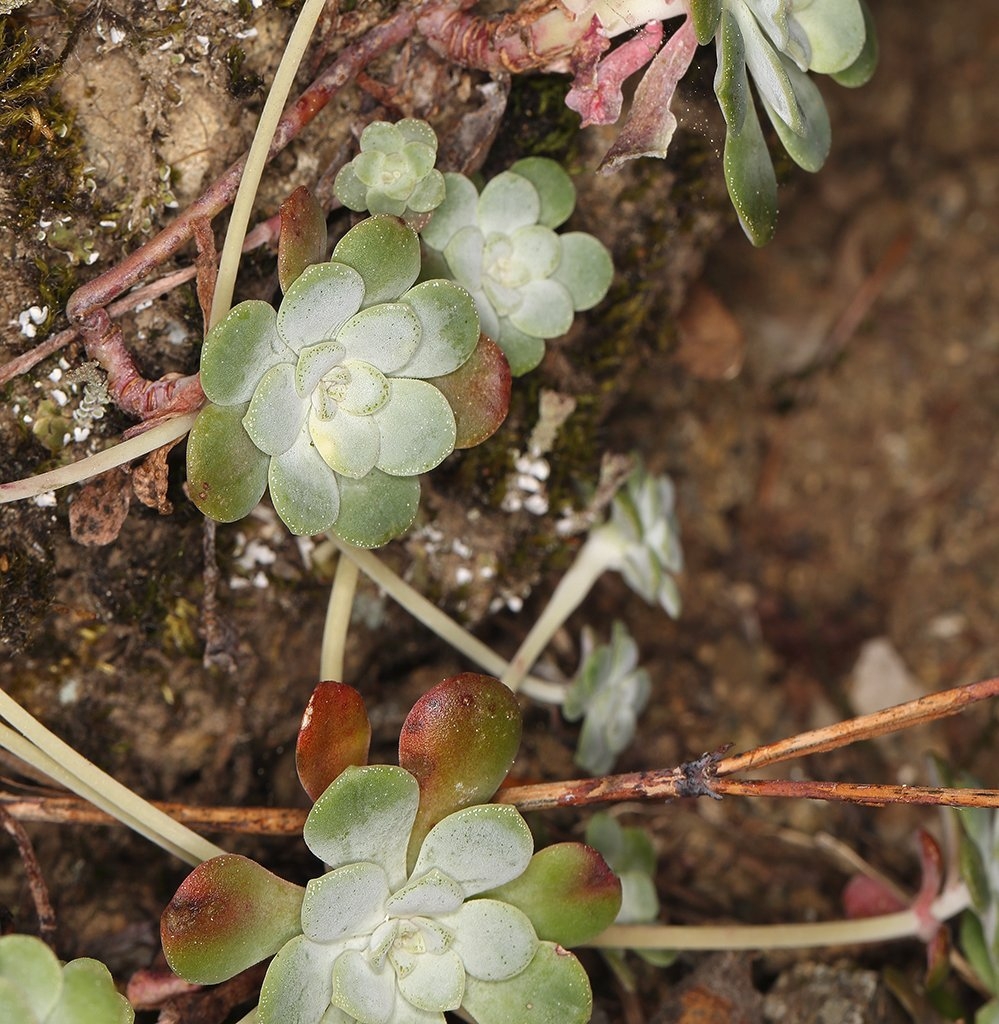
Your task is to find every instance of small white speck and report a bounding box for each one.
[33,491,57,507]
[59,679,81,704]
[455,566,474,586]
[195,34,210,50]
[235,27,258,39]
[48,367,63,383]
[158,39,173,50]
[134,299,153,312]
[99,220,117,228]
[51,388,69,407]
[109,25,126,44]
[524,493,549,515]
[251,570,269,589]
[480,565,495,579]
[506,595,523,613]
[73,426,91,443]
[86,251,100,265]
[451,539,472,559]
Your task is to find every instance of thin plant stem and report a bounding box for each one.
[210,0,330,329]
[716,675,999,777]
[332,539,565,703]
[321,553,359,681]
[590,883,969,951]
[0,412,197,504]
[712,778,999,808]
[501,530,622,692]
[0,692,223,865]
[0,806,57,947]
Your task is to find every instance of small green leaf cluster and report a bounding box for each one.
[162,676,621,1024]
[334,119,447,223]
[698,0,877,243]
[564,621,651,775]
[421,157,614,376]
[0,934,134,1024]
[599,465,683,617]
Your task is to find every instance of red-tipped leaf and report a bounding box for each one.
[296,682,371,801]
[278,186,327,293]
[161,854,304,985]
[428,335,511,449]
[399,674,521,861]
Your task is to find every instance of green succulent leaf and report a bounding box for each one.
[443,899,538,981]
[412,804,534,897]
[421,172,479,250]
[200,300,287,406]
[961,911,999,994]
[485,843,622,947]
[760,54,831,172]
[730,1,802,134]
[52,959,134,1024]
[302,862,391,943]
[296,682,371,801]
[508,158,576,229]
[399,674,522,856]
[267,425,342,536]
[277,186,327,293]
[830,0,878,87]
[407,169,447,214]
[243,362,305,456]
[794,0,865,73]
[397,279,480,378]
[304,765,418,888]
[332,215,421,307]
[332,164,369,213]
[0,934,61,1020]
[553,233,614,312]
[494,320,546,377]
[187,402,269,524]
[461,942,592,1024]
[428,334,511,449]
[277,261,366,353]
[161,854,304,985]
[329,469,421,548]
[689,0,722,44]
[258,934,337,1024]
[0,980,37,1022]
[372,378,457,476]
[310,408,380,479]
[478,173,541,236]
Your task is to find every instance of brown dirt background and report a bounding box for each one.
[2,1,999,1021]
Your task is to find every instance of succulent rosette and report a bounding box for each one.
[0,934,134,1024]
[334,119,447,223]
[420,157,613,377]
[162,676,622,1024]
[564,621,651,775]
[188,201,510,547]
[709,0,877,243]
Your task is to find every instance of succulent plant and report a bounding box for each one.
[709,0,877,243]
[162,676,621,1024]
[334,119,447,224]
[187,205,510,546]
[0,934,134,1024]
[420,158,613,376]
[564,621,651,775]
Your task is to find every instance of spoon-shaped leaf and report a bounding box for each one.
[427,334,511,449]
[399,674,521,863]
[296,682,371,801]
[161,854,304,985]
[485,843,622,947]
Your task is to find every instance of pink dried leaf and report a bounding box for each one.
[427,334,512,449]
[277,186,328,294]
[398,674,522,862]
[566,20,664,127]
[485,842,622,947]
[600,16,699,171]
[161,854,304,985]
[296,682,371,802]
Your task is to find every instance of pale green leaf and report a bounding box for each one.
[332,216,421,307]
[508,279,574,339]
[305,765,419,888]
[0,979,37,1024]
[243,363,307,456]
[277,262,366,352]
[461,942,591,1024]
[296,340,346,398]
[407,170,447,214]
[336,302,422,373]
[333,163,370,213]
[477,173,541,237]
[508,158,575,228]
[553,233,613,311]
[396,117,438,150]
[421,173,480,250]
[302,862,391,943]
[444,899,538,981]
[395,947,464,1013]
[442,226,485,293]
[186,402,269,524]
[413,805,533,897]
[330,469,421,548]
[373,379,456,476]
[761,54,831,171]
[258,935,337,1024]
[268,427,340,536]
[732,1,802,133]
[494,320,545,378]
[360,120,404,153]
[386,869,465,917]
[397,280,479,378]
[309,409,380,479]
[509,224,562,279]
[200,300,287,406]
[830,0,877,87]
[794,0,865,73]
[51,959,134,1024]
[331,948,397,1022]
[0,935,61,1021]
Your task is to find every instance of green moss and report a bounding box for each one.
[223,43,264,97]
[487,74,581,172]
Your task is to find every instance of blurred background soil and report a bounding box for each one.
[1,1,998,1021]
